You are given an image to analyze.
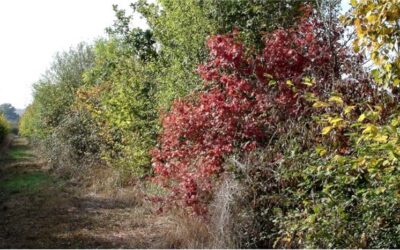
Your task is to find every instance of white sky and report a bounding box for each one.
[0,0,350,110]
[0,0,147,109]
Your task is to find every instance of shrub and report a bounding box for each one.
[275,91,400,248]
[78,37,158,176]
[151,10,339,214]
[18,43,99,172]
[0,114,10,144]
[43,110,103,176]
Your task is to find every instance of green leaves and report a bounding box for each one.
[0,114,10,143]
[77,36,159,175]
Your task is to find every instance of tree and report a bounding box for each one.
[78,38,159,176]
[343,0,400,86]
[133,0,319,109]
[21,43,101,172]
[202,0,317,48]
[0,103,20,123]
[0,114,10,143]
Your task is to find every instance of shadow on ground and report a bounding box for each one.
[0,138,168,248]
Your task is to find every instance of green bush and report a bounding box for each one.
[19,43,100,171]
[78,37,158,176]
[0,114,10,144]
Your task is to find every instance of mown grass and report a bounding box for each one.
[0,171,53,194]
[6,145,34,160]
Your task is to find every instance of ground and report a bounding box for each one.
[0,137,194,248]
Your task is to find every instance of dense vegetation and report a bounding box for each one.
[0,103,18,143]
[0,114,10,144]
[19,0,400,248]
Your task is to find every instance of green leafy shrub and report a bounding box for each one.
[19,43,101,172]
[78,36,158,176]
[0,114,10,144]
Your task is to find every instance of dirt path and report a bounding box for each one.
[0,137,175,248]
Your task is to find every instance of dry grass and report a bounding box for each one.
[11,139,220,248]
[149,210,212,249]
[64,164,214,248]
[208,174,243,248]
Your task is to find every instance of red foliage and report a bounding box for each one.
[151,12,338,214]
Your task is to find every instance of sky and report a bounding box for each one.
[0,0,147,109]
[0,0,351,110]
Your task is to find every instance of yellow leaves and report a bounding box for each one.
[366,13,377,23]
[375,186,386,194]
[374,134,388,143]
[362,123,378,135]
[315,145,327,156]
[358,113,366,122]
[322,126,333,135]
[384,63,392,72]
[302,76,315,86]
[328,117,343,126]
[393,78,400,86]
[391,117,400,127]
[346,0,400,87]
[313,101,329,108]
[321,115,347,136]
[304,92,318,102]
[344,105,355,115]
[332,154,345,164]
[312,94,344,109]
[328,95,344,105]
[357,120,391,144]
[355,156,367,168]
[354,18,363,36]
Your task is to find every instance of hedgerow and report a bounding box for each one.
[18,1,400,248]
[0,114,10,144]
[151,9,340,214]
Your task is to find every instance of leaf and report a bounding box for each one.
[304,92,318,102]
[394,78,400,86]
[316,145,327,156]
[371,68,380,79]
[264,73,274,79]
[344,105,355,115]
[328,117,343,126]
[313,101,329,108]
[328,96,343,105]
[302,76,315,86]
[375,186,386,194]
[322,126,333,135]
[366,13,377,23]
[357,113,366,122]
[374,134,388,143]
[362,124,378,134]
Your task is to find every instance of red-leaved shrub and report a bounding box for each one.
[151,10,339,214]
